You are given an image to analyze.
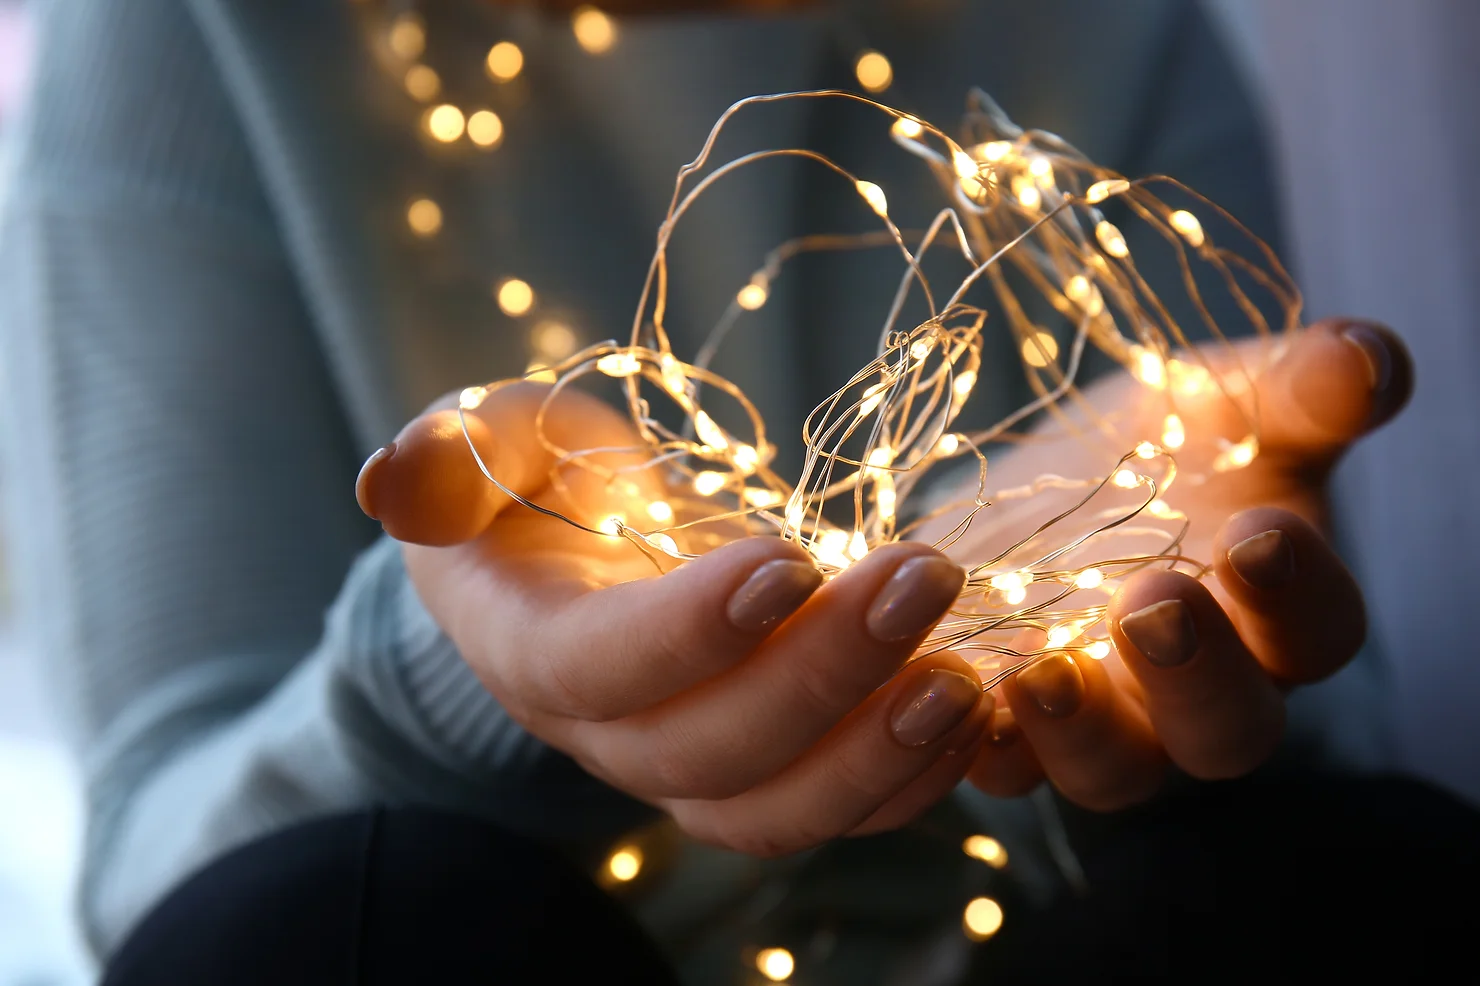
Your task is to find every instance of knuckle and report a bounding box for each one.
[533,645,611,722]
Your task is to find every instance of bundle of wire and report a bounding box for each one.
[455,87,1301,688]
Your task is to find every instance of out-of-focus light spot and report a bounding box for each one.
[572,6,616,54]
[425,104,465,142]
[606,846,641,881]
[467,109,504,148]
[531,320,576,360]
[1020,331,1059,368]
[962,835,1008,868]
[756,947,795,982]
[486,41,524,82]
[403,65,440,102]
[497,278,535,317]
[963,897,1004,940]
[406,198,442,237]
[388,14,425,60]
[854,50,893,92]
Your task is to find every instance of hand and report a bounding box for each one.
[961,318,1413,810]
[357,383,996,856]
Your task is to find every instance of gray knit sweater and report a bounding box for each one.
[1,0,1323,966]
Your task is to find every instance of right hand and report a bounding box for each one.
[356,382,993,856]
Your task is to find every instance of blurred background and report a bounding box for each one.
[0,1,1474,982]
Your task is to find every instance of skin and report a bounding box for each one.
[356,318,1413,855]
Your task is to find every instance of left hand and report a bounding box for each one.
[933,318,1412,815]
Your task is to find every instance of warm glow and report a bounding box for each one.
[467,110,504,148]
[646,500,674,524]
[858,381,890,417]
[854,50,893,92]
[650,532,679,555]
[848,530,869,560]
[1113,468,1139,489]
[1065,274,1104,316]
[1020,331,1059,368]
[597,352,642,377]
[694,471,726,496]
[989,571,1033,593]
[962,835,1008,868]
[1132,346,1167,389]
[953,370,977,397]
[1085,178,1130,204]
[694,411,729,451]
[733,444,760,473]
[403,65,440,102]
[1011,175,1040,210]
[743,487,783,508]
[572,6,617,54]
[486,41,524,82]
[736,282,768,310]
[979,140,1013,163]
[597,514,625,537]
[1046,622,1083,649]
[1074,568,1104,589]
[1006,586,1027,605]
[425,104,466,142]
[1028,154,1054,185]
[388,14,425,60]
[531,321,577,361]
[524,362,557,384]
[876,484,897,519]
[1215,435,1259,471]
[891,117,923,139]
[963,897,1004,940]
[459,386,487,411]
[1096,220,1129,258]
[606,846,642,882]
[497,278,535,317]
[953,148,979,181]
[1136,441,1157,459]
[856,180,889,218]
[756,947,795,982]
[406,198,442,237]
[936,433,960,456]
[1169,209,1205,247]
[1162,413,1186,449]
[1085,641,1112,660]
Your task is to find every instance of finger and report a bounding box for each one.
[358,382,647,545]
[1110,570,1285,780]
[966,700,1047,799]
[1212,507,1365,685]
[577,543,966,800]
[666,654,990,856]
[1000,651,1167,811]
[503,536,822,721]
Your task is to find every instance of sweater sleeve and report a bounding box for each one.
[0,0,648,957]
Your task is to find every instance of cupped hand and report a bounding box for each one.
[964,318,1414,810]
[357,383,996,856]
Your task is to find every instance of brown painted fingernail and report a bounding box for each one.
[1118,599,1199,668]
[990,703,1020,746]
[1015,653,1084,718]
[355,443,396,519]
[866,556,966,642]
[726,559,823,632]
[890,669,983,747]
[1341,323,1393,393]
[1227,530,1295,589]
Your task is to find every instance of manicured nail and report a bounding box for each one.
[990,703,1020,746]
[866,556,966,642]
[1118,599,1199,668]
[1015,653,1083,718]
[355,443,396,519]
[1227,530,1295,589]
[1341,323,1393,393]
[890,669,983,747]
[726,560,823,632]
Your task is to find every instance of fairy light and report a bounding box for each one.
[756,948,795,982]
[1095,220,1129,258]
[936,433,960,456]
[1011,174,1040,211]
[1020,330,1059,368]
[1162,413,1186,449]
[1084,641,1112,660]
[531,321,577,361]
[646,500,675,524]
[962,835,1008,869]
[1135,441,1157,460]
[388,13,425,60]
[1113,468,1140,489]
[524,362,557,384]
[1028,154,1054,185]
[736,281,769,310]
[891,117,923,139]
[694,471,726,496]
[1130,345,1167,389]
[572,6,616,55]
[497,278,535,317]
[1169,209,1205,247]
[606,846,642,882]
[963,897,1004,941]
[854,50,893,93]
[979,139,1014,163]
[856,180,889,218]
[953,148,979,181]
[1215,435,1260,472]
[1085,178,1130,203]
[733,444,761,473]
[406,198,442,237]
[486,41,524,82]
[425,104,465,142]
[459,386,487,411]
[693,411,729,451]
[467,109,504,148]
[744,487,783,508]
[403,65,440,102]
[1073,568,1104,590]
[1064,274,1103,316]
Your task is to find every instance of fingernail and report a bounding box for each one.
[355,444,396,519]
[1340,323,1393,394]
[726,559,823,632]
[1227,530,1295,589]
[990,703,1020,746]
[866,556,965,642]
[1118,599,1199,668]
[1015,653,1084,718]
[890,669,982,747]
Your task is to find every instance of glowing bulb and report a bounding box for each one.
[650,533,679,555]
[486,41,524,82]
[1006,587,1027,605]
[1131,346,1167,389]
[1085,178,1130,204]
[818,529,849,556]
[736,282,768,310]
[606,846,642,882]
[1169,359,1212,396]
[1020,331,1059,368]
[597,352,642,377]
[953,148,979,180]
[858,380,890,417]
[1113,468,1140,488]
[743,487,783,508]
[403,65,440,102]
[856,180,889,218]
[1162,413,1185,449]
[1096,220,1129,258]
[659,353,688,399]
[756,948,795,982]
[963,897,1004,940]
[876,484,897,520]
[646,500,674,524]
[866,445,895,475]
[467,110,504,148]
[531,321,577,361]
[910,338,934,361]
[459,386,488,410]
[406,198,442,237]
[425,104,465,142]
[848,530,869,560]
[891,117,923,139]
[1028,155,1054,185]
[1047,622,1083,649]
[962,835,1007,868]
[597,514,625,537]
[1074,568,1104,589]
[958,174,986,201]
[936,433,960,456]
[496,278,535,317]
[388,14,425,60]
[785,496,807,529]
[854,50,893,92]
[524,362,557,384]
[694,411,729,451]
[1011,175,1040,210]
[1085,641,1112,660]
[1147,499,1176,518]
[953,370,977,398]
[1065,274,1104,316]
[979,140,1013,163]
[1215,435,1259,472]
[1169,209,1205,247]
[572,6,616,54]
[694,471,726,496]
[1136,441,1157,460]
[990,571,1033,593]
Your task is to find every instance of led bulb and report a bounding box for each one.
[425,104,465,143]
[1073,568,1104,589]
[756,948,795,982]
[733,444,760,473]
[1113,468,1140,488]
[1096,220,1129,258]
[1085,178,1130,204]
[693,471,726,496]
[953,148,979,180]
[856,180,889,218]
[1085,641,1112,660]
[736,282,768,310]
[606,846,641,882]
[1021,331,1059,368]
[646,500,674,524]
[406,198,442,237]
[1136,441,1157,460]
[1169,209,1205,247]
[936,433,960,456]
[403,65,440,102]
[963,897,1004,940]
[596,352,642,377]
[497,278,535,317]
[962,835,1007,868]
[459,386,488,411]
[467,110,504,148]
[891,117,923,139]
[694,411,729,451]
[1161,413,1186,449]
[980,140,1013,163]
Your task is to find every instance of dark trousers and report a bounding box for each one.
[103,772,1480,986]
